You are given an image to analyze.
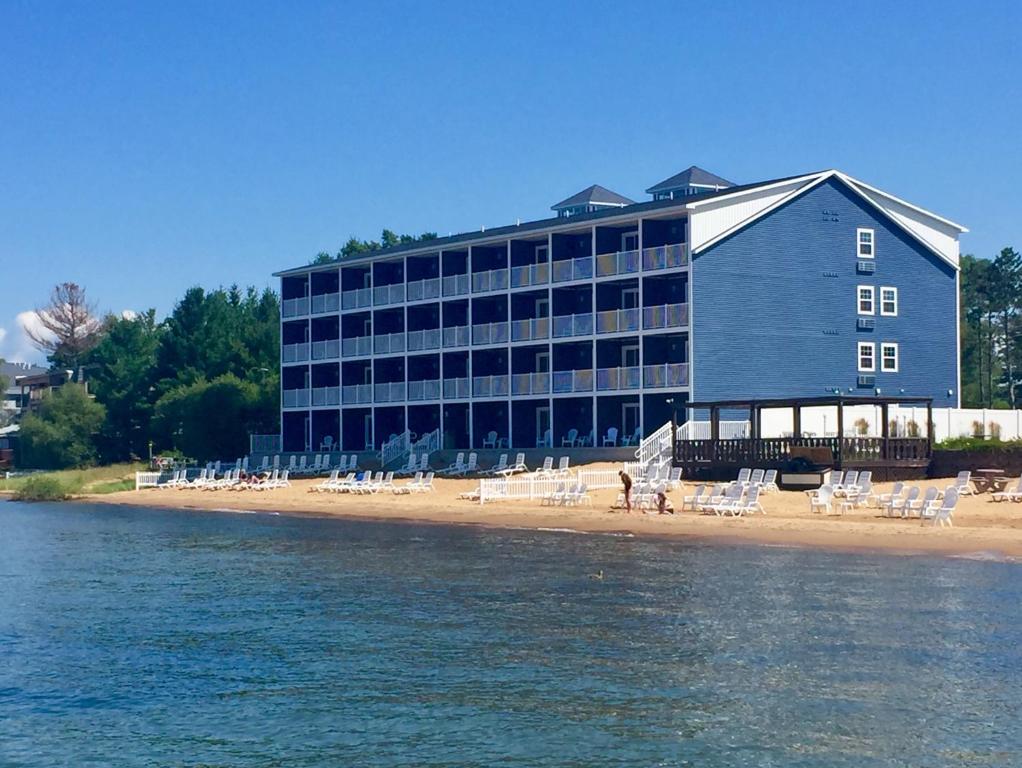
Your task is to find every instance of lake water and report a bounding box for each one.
[1,501,1020,767]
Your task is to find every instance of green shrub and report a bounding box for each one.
[87,478,135,494]
[937,436,1022,452]
[14,476,73,501]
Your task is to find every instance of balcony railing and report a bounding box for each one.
[511,372,550,396]
[596,366,641,391]
[472,374,510,397]
[341,336,372,358]
[443,377,470,399]
[642,302,689,330]
[310,339,340,360]
[406,277,441,302]
[552,369,594,393]
[595,308,640,334]
[311,386,340,406]
[595,249,640,277]
[442,325,470,348]
[406,328,441,352]
[442,273,470,297]
[510,262,550,288]
[341,288,372,310]
[552,256,593,283]
[282,388,310,408]
[282,342,310,363]
[282,297,310,318]
[342,384,372,405]
[374,332,406,355]
[642,243,688,271]
[373,283,405,306]
[407,379,441,401]
[643,362,689,388]
[472,321,510,345]
[310,292,340,314]
[552,313,593,338]
[472,268,509,293]
[510,317,550,342]
[374,381,406,403]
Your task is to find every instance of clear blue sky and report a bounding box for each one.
[1,0,1019,363]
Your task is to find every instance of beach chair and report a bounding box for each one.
[833,470,859,497]
[742,485,764,515]
[708,485,745,516]
[907,486,940,518]
[393,472,422,494]
[733,468,751,487]
[876,481,904,508]
[482,431,498,449]
[535,457,554,477]
[761,469,778,493]
[992,475,1022,502]
[829,470,844,489]
[681,484,705,512]
[272,455,281,470]
[556,456,570,476]
[251,469,279,491]
[951,471,974,496]
[163,470,184,488]
[276,470,291,488]
[666,467,683,490]
[415,471,435,493]
[561,428,578,447]
[441,452,466,476]
[347,455,358,471]
[451,452,477,476]
[810,484,834,514]
[311,469,340,492]
[498,453,527,476]
[621,427,641,447]
[749,468,765,487]
[396,452,418,476]
[564,482,591,507]
[926,487,959,527]
[181,468,210,489]
[489,453,509,475]
[602,427,618,447]
[257,456,270,472]
[320,435,334,453]
[377,471,396,492]
[541,482,568,506]
[536,428,553,448]
[886,486,919,518]
[330,472,357,492]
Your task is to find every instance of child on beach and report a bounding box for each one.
[618,470,632,513]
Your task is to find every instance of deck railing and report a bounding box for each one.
[472,374,510,397]
[643,362,689,388]
[443,377,470,399]
[406,328,441,351]
[282,388,310,408]
[552,369,594,393]
[282,342,310,363]
[552,313,593,338]
[342,384,372,404]
[310,339,340,360]
[341,288,372,310]
[510,317,550,342]
[442,273,470,297]
[341,336,372,358]
[511,372,550,396]
[472,268,509,293]
[311,386,340,406]
[472,321,510,345]
[596,366,641,391]
[373,332,406,355]
[595,249,640,277]
[595,308,640,334]
[674,436,931,466]
[407,379,441,401]
[373,283,405,306]
[374,381,406,403]
[642,302,689,330]
[310,292,340,314]
[406,277,441,302]
[442,325,470,348]
[282,296,310,318]
[552,256,593,283]
[642,243,688,271]
[510,262,550,288]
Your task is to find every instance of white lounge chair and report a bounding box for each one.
[886,486,920,518]
[876,481,905,508]
[555,456,570,476]
[602,427,618,447]
[810,484,834,514]
[499,453,527,476]
[441,452,466,475]
[681,484,705,512]
[393,472,422,494]
[992,475,1022,502]
[451,453,478,476]
[535,456,554,476]
[761,469,778,493]
[311,470,340,492]
[396,452,418,476]
[926,487,958,527]
[489,453,509,475]
[907,486,940,518]
[561,428,578,448]
[951,471,974,496]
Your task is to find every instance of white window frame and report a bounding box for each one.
[857,228,875,259]
[858,341,875,372]
[881,342,899,373]
[880,286,898,316]
[857,285,875,316]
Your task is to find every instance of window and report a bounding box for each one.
[881,343,899,372]
[857,285,875,315]
[880,286,898,316]
[857,228,875,258]
[858,342,875,372]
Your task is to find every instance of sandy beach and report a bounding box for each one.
[79,465,1022,559]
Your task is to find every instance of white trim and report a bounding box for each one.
[880,342,899,373]
[954,270,961,407]
[684,172,826,208]
[856,227,875,259]
[857,285,875,316]
[857,341,875,373]
[836,172,968,232]
[879,286,898,317]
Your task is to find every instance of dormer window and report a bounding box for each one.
[857,228,875,258]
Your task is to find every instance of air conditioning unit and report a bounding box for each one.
[857,375,876,387]
[857,260,876,273]
[857,318,875,330]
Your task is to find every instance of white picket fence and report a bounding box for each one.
[478,474,567,504]
[135,471,170,490]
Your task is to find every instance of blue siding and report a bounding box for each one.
[691,178,958,404]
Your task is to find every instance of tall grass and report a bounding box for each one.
[0,463,144,499]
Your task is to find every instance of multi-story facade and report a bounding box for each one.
[275,167,966,453]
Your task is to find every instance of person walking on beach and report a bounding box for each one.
[618,470,632,513]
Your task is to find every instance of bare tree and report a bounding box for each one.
[26,283,103,370]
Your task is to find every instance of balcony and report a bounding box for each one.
[595,249,640,278]
[552,256,593,283]
[642,243,687,272]
[311,386,340,406]
[552,369,594,394]
[282,388,310,408]
[341,288,372,311]
[596,366,641,391]
[595,308,640,334]
[442,325,470,348]
[406,328,442,352]
[374,381,406,403]
[341,336,372,358]
[373,332,406,355]
[310,339,340,360]
[642,302,689,330]
[643,362,689,388]
[510,317,550,342]
[510,262,550,288]
[552,313,593,338]
[282,342,310,364]
[443,377,470,399]
[282,297,310,319]
[472,321,510,345]
[406,277,441,302]
[407,379,441,401]
[310,293,340,314]
[442,274,470,297]
[373,283,405,306]
[472,374,510,397]
[342,384,372,405]
[511,372,550,396]
[472,268,509,293]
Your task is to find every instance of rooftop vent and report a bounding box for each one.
[645,165,734,201]
[551,184,634,219]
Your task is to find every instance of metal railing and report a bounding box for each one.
[472,268,509,293]
[635,420,675,465]
[342,384,372,404]
[510,262,550,288]
[596,366,641,391]
[406,328,441,351]
[595,307,640,334]
[341,336,372,357]
[250,434,282,455]
[341,288,372,310]
[442,325,470,348]
[510,317,550,342]
[373,283,405,306]
[374,332,406,354]
[642,242,688,271]
[406,277,441,302]
[411,427,441,457]
[472,321,510,345]
[443,377,470,399]
[552,369,594,393]
[551,256,593,283]
[643,362,689,388]
[407,379,441,401]
[374,381,406,403]
[310,292,340,314]
[472,374,510,397]
[380,430,412,467]
[282,342,310,363]
[282,388,310,408]
[511,372,550,396]
[311,386,340,406]
[595,249,640,277]
[643,302,689,330]
[442,273,470,297]
[282,296,310,318]
[311,339,340,360]
[552,313,593,338]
